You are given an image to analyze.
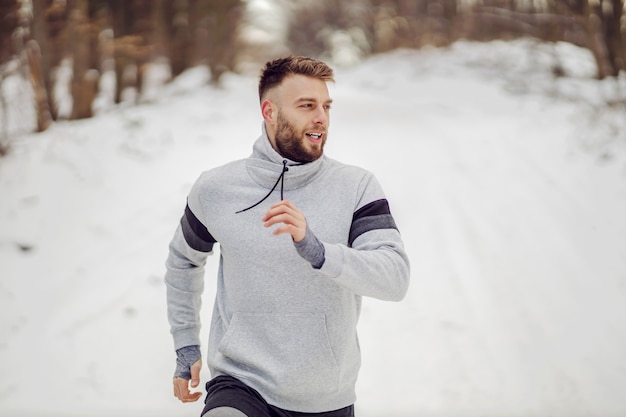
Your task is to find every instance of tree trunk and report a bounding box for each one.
[583,0,616,79]
[68,0,99,119]
[605,0,625,75]
[165,0,192,78]
[0,0,20,150]
[131,0,156,99]
[32,0,69,120]
[206,0,242,85]
[196,0,243,85]
[0,0,20,63]
[26,40,53,131]
[111,0,132,103]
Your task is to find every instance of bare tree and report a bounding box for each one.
[583,0,624,78]
[162,0,193,78]
[67,0,98,119]
[31,0,69,120]
[0,0,22,152]
[26,40,53,131]
[0,0,22,68]
[109,0,155,103]
[284,0,372,57]
[557,0,625,79]
[194,0,244,85]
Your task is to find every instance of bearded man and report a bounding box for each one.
[165,56,410,417]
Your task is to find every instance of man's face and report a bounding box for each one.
[265,75,333,163]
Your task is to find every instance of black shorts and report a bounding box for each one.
[201,375,354,417]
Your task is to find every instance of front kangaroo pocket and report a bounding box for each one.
[219,312,340,396]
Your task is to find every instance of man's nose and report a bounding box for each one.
[313,106,328,124]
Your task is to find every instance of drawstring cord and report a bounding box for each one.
[280,160,286,200]
[236,160,289,214]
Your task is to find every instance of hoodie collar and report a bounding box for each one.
[245,123,326,192]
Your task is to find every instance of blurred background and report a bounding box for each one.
[1,0,625,147]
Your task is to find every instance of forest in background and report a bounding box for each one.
[0,0,624,153]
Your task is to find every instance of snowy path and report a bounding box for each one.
[347,47,626,416]
[1,41,626,417]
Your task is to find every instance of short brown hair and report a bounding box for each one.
[258,56,334,101]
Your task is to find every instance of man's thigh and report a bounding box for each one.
[201,375,354,417]
[202,406,248,417]
[201,375,272,417]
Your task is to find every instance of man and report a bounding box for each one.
[165,56,410,417]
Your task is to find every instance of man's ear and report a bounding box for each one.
[261,99,274,124]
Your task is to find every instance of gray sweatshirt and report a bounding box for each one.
[165,126,410,412]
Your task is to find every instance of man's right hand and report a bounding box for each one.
[173,358,202,402]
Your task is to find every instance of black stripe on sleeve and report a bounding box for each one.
[348,199,398,247]
[181,203,217,252]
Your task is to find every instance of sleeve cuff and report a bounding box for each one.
[293,224,326,269]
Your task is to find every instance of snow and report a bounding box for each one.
[1,39,626,417]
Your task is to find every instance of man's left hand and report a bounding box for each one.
[262,200,306,242]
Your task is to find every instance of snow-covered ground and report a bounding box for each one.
[1,39,626,417]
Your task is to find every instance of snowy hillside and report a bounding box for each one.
[1,39,626,417]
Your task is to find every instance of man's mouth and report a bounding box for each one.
[306,132,323,140]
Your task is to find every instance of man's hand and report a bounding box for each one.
[262,200,307,242]
[173,358,202,403]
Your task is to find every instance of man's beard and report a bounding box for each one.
[274,111,326,163]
